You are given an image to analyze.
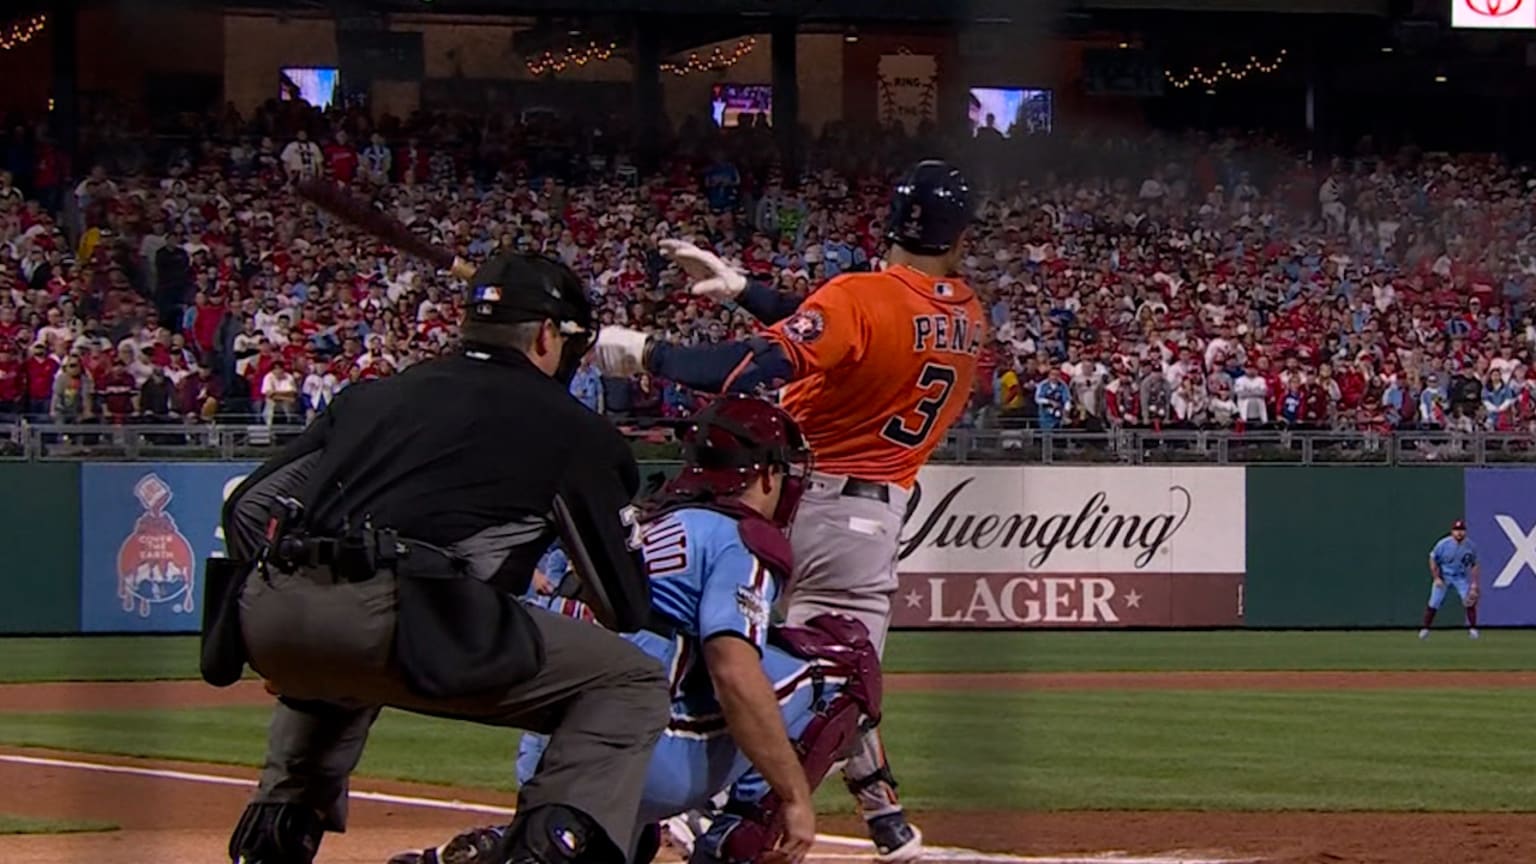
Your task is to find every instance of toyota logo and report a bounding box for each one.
[1466,0,1522,16]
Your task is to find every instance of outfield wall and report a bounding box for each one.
[3,461,1532,634]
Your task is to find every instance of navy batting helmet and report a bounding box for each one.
[885,160,973,255]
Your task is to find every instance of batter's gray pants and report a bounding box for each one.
[782,471,911,817]
[239,566,668,858]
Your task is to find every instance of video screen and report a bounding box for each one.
[279,67,341,110]
[711,84,772,128]
[968,87,1054,137]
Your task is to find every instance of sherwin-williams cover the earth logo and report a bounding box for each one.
[116,473,197,618]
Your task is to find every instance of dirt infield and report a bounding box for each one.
[1,675,1534,862]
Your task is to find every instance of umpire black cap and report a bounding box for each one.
[885,159,973,256]
[465,252,596,383]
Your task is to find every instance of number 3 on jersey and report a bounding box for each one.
[880,362,958,448]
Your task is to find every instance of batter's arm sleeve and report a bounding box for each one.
[645,337,798,395]
[760,275,870,378]
[552,425,650,632]
[736,279,802,325]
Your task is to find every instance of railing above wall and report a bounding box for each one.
[4,422,1534,466]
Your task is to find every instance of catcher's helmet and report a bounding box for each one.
[464,252,596,384]
[885,159,973,256]
[662,395,813,527]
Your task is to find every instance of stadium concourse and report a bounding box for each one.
[3,101,1536,437]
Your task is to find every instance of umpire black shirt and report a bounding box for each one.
[223,348,648,628]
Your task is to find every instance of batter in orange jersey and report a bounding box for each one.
[764,264,984,489]
[592,160,979,862]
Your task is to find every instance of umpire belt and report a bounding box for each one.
[275,533,466,583]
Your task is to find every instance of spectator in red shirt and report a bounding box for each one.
[324,131,359,184]
[1337,360,1368,410]
[0,343,21,416]
[100,357,138,424]
[24,342,58,417]
[179,360,224,423]
[186,291,223,356]
[0,306,21,344]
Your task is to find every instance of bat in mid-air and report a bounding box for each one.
[294,180,477,281]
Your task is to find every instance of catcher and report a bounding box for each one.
[390,395,884,864]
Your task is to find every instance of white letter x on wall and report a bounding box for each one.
[1494,515,1536,589]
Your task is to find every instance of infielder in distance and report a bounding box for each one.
[1421,519,1481,640]
[391,396,884,864]
[592,160,986,861]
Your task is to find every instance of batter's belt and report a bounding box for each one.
[836,477,891,503]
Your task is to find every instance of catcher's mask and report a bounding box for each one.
[663,395,812,528]
[464,252,596,385]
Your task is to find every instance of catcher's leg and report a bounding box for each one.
[784,594,918,860]
[693,615,883,864]
[230,699,379,863]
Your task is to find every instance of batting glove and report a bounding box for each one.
[659,238,747,302]
[592,326,649,377]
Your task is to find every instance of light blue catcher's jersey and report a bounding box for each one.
[631,508,782,722]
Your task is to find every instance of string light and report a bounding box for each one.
[660,37,756,77]
[525,41,618,77]
[1165,48,1287,91]
[0,14,46,52]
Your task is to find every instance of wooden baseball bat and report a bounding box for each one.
[294,179,477,281]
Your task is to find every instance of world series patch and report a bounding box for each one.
[735,585,770,632]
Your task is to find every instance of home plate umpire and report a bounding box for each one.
[199,251,669,864]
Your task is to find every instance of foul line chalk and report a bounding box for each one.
[0,753,1258,863]
[0,753,516,816]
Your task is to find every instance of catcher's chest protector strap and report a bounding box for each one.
[720,613,884,863]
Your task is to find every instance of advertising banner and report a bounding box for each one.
[1464,469,1536,626]
[893,466,1246,628]
[876,51,938,134]
[80,462,260,633]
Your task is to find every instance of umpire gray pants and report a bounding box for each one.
[239,565,668,856]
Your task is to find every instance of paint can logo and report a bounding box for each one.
[116,473,197,618]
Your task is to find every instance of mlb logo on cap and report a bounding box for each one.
[474,285,502,303]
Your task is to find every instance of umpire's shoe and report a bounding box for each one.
[386,825,504,864]
[388,806,617,864]
[869,812,924,863]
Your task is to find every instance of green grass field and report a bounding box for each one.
[1,631,1530,814]
[0,814,118,835]
[2,630,1530,682]
[0,689,1531,812]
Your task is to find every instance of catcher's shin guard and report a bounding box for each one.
[716,614,884,863]
[228,802,324,864]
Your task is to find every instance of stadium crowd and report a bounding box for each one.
[3,98,1536,439]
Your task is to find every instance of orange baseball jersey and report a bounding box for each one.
[763,265,986,489]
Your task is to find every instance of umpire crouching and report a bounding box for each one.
[202,252,668,864]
